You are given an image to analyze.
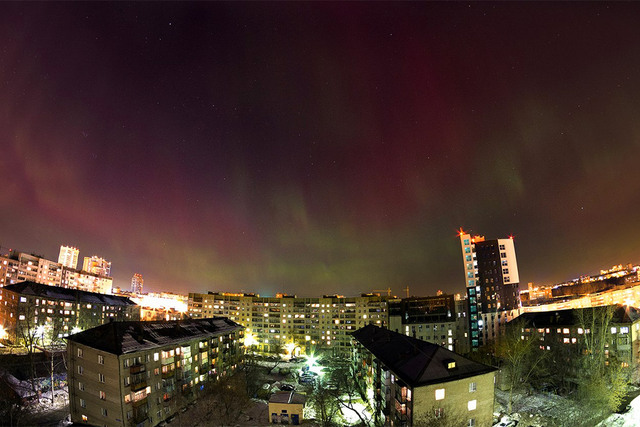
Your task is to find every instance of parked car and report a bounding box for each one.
[280,384,295,391]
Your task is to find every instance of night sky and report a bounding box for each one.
[2,3,640,297]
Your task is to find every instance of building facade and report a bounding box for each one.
[459,231,521,349]
[1,251,64,288]
[188,292,390,354]
[59,245,80,270]
[83,256,112,277]
[352,325,496,427]
[388,295,462,352]
[1,249,112,294]
[517,305,640,370]
[0,281,139,345]
[66,318,243,427]
[62,268,113,294]
[131,273,144,294]
[268,391,306,425]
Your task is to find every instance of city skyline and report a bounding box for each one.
[2,3,640,296]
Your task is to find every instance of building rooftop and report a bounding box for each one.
[65,317,242,355]
[352,324,496,388]
[2,281,135,306]
[269,391,306,405]
[517,304,640,327]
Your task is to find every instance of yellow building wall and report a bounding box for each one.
[268,401,304,424]
[412,371,495,427]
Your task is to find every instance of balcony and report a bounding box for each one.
[133,411,149,424]
[132,396,148,408]
[162,370,175,379]
[130,364,146,374]
[131,380,147,392]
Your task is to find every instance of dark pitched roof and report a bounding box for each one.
[269,391,306,405]
[65,318,243,355]
[517,305,640,327]
[352,324,496,388]
[2,281,135,306]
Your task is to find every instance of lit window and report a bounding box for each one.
[620,327,629,334]
[82,415,88,422]
[447,361,456,369]
[563,328,570,334]
[611,327,617,334]
[154,352,159,361]
[99,391,106,400]
[469,382,477,392]
[435,388,445,400]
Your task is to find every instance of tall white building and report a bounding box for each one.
[459,230,521,349]
[58,245,79,269]
[131,273,144,294]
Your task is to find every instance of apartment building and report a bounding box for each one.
[517,304,640,369]
[388,294,470,354]
[459,231,521,350]
[188,292,390,353]
[1,250,113,294]
[0,281,139,345]
[352,324,496,427]
[82,256,112,277]
[66,318,243,427]
[1,251,63,287]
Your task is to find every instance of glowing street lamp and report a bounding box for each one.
[285,342,296,357]
[243,332,258,348]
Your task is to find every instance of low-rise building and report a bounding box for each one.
[268,391,306,425]
[517,304,640,369]
[352,324,496,427]
[66,317,243,427]
[0,281,139,345]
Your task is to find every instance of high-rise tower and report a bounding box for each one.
[131,273,144,294]
[459,229,520,349]
[58,245,79,270]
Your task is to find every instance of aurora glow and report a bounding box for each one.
[2,3,640,297]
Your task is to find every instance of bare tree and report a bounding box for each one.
[191,370,251,427]
[573,306,633,422]
[309,380,340,427]
[413,404,468,427]
[325,364,372,426]
[495,317,548,414]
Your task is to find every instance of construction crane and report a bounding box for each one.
[372,287,392,297]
